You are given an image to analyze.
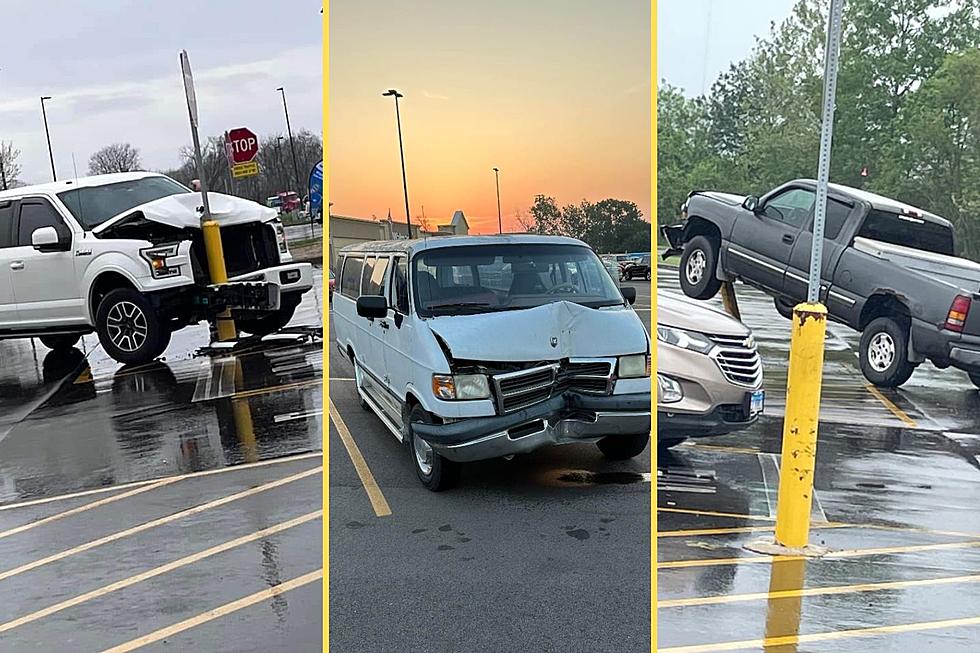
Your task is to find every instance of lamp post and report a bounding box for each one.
[40,96,56,181]
[493,167,502,234]
[276,87,302,194]
[382,89,412,238]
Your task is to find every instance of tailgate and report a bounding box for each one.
[962,295,980,336]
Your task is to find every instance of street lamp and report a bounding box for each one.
[275,87,302,195]
[40,96,56,181]
[275,135,286,192]
[493,167,502,234]
[382,89,412,238]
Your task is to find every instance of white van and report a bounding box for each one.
[333,235,651,490]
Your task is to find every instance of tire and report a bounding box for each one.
[859,317,916,387]
[679,235,722,300]
[644,269,651,282]
[407,404,459,491]
[95,288,168,365]
[597,432,650,460]
[658,437,687,450]
[235,293,301,336]
[39,333,81,351]
[774,298,795,320]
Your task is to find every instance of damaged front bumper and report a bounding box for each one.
[412,391,651,462]
[661,224,685,259]
[204,263,315,312]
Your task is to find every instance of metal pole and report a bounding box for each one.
[277,87,310,237]
[493,167,502,234]
[40,97,56,181]
[0,155,6,191]
[384,90,412,238]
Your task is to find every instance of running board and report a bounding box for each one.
[358,379,405,443]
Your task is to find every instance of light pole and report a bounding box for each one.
[40,96,56,181]
[276,136,287,193]
[277,86,312,236]
[493,167,502,234]
[382,89,412,238]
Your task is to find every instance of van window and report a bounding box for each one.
[17,199,71,246]
[392,257,409,313]
[857,209,954,256]
[341,256,364,297]
[361,257,376,295]
[0,202,13,249]
[365,256,389,296]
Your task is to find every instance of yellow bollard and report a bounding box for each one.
[774,303,827,550]
[202,220,237,341]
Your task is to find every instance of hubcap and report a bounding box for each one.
[686,249,706,285]
[868,332,896,372]
[106,301,148,353]
[413,429,434,476]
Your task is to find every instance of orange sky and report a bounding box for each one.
[329,0,650,235]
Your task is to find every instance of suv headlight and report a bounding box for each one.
[658,374,683,403]
[657,325,714,354]
[140,243,182,279]
[618,354,651,378]
[431,374,491,400]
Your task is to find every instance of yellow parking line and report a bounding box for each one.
[0,511,321,635]
[659,538,980,570]
[659,571,980,608]
[100,569,324,653]
[660,614,980,652]
[328,399,392,517]
[0,477,179,540]
[864,384,918,428]
[0,466,321,582]
[231,378,320,399]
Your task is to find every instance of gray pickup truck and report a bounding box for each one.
[662,179,980,388]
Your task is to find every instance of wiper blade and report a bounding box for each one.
[428,301,495,313]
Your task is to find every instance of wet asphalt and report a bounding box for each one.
[658,264,980,652]
[0,267,324,651]
[328,282,652,653]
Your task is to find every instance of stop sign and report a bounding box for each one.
[227,127,259,164]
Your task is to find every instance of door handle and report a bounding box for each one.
[379,320,390,330]
[782,234,795,244]
[9,261,24,270]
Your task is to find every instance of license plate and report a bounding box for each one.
[750,390,765,415]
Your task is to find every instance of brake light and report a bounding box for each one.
[945,295,972,332]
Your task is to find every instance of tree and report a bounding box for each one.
[88,143,143,175]
[524,195,649,253]
[0,141,22,189]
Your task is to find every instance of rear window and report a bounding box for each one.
[857,209,954,256]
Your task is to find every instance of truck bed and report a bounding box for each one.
[852,237,980,293]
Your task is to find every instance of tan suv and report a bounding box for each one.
[657,292,764,448]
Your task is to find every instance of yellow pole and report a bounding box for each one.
[774,303,827,549]
[202,220,237,341]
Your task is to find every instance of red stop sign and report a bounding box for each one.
[227,127,259,164]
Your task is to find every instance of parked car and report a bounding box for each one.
[601,257,622,286]
[0,172,313,364]
[621,254,652,281]
[333,235,652,490]
[328,269,336,302]
[658,291,764,448]
[663,179,980,387]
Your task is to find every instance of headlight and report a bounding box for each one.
[272,219,289,254]
[657,325,714,354]
[431,374,491,400]
[139,243,181,279]
[658,374,683,403]
[618,353,650,378]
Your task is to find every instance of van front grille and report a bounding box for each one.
[492,359,615,414]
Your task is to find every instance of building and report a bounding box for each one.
[327,210,470,270]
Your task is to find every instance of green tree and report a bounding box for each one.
[524,195,648,253]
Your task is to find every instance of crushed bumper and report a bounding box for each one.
[412,392,651,463]
[661,224,685,259]
[206,263,315,311]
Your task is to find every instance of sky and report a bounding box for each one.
[0,0,322,186]
[658,0,798,96]
[329,0,650,234]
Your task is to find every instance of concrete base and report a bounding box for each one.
[744,537,830,558]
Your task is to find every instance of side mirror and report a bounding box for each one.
[32,226,66,252]
[622,286,637,305]
[356,295,388,319]
[742,196,761,213]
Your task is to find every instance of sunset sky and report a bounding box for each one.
[329,0,650,234]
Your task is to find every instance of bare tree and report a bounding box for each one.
[1,141,22,189]
[514,208,535,232]
[88,143,143,175]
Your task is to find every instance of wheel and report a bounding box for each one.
[597,433,650,460]
[968,371,980,389]
[235,293,301,336]
[679,235,722,300]
[658,437,686,450]
[39,333,81,351]
[95,288,168,365]
[774,298,795,320]
[859,317,916,387]
[406,404,459,491]
[644,269,651,282]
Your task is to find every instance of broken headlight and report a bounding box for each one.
[140,243,182,279]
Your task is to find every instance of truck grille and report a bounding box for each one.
[708,333,762,387]
[492,360,615,414]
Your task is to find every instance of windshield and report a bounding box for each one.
[413,243,625,317]
[57,176,190,230]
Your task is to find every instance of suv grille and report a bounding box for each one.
[707,334,762,387]
[492,360,614,414]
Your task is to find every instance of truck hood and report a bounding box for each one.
[93,192,278,234]
[694,191,747,206]
[657,291,749,337]
[426,301,649,362]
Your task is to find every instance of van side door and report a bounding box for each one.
[381,255,415,412]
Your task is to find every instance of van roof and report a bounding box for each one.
[339,234,589,256]
[0,171,167,201]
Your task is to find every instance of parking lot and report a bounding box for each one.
[657,264,980,651]
[328,281,651,652]
[0,268,324,651]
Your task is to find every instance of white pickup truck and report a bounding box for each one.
[0,172,313,364]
